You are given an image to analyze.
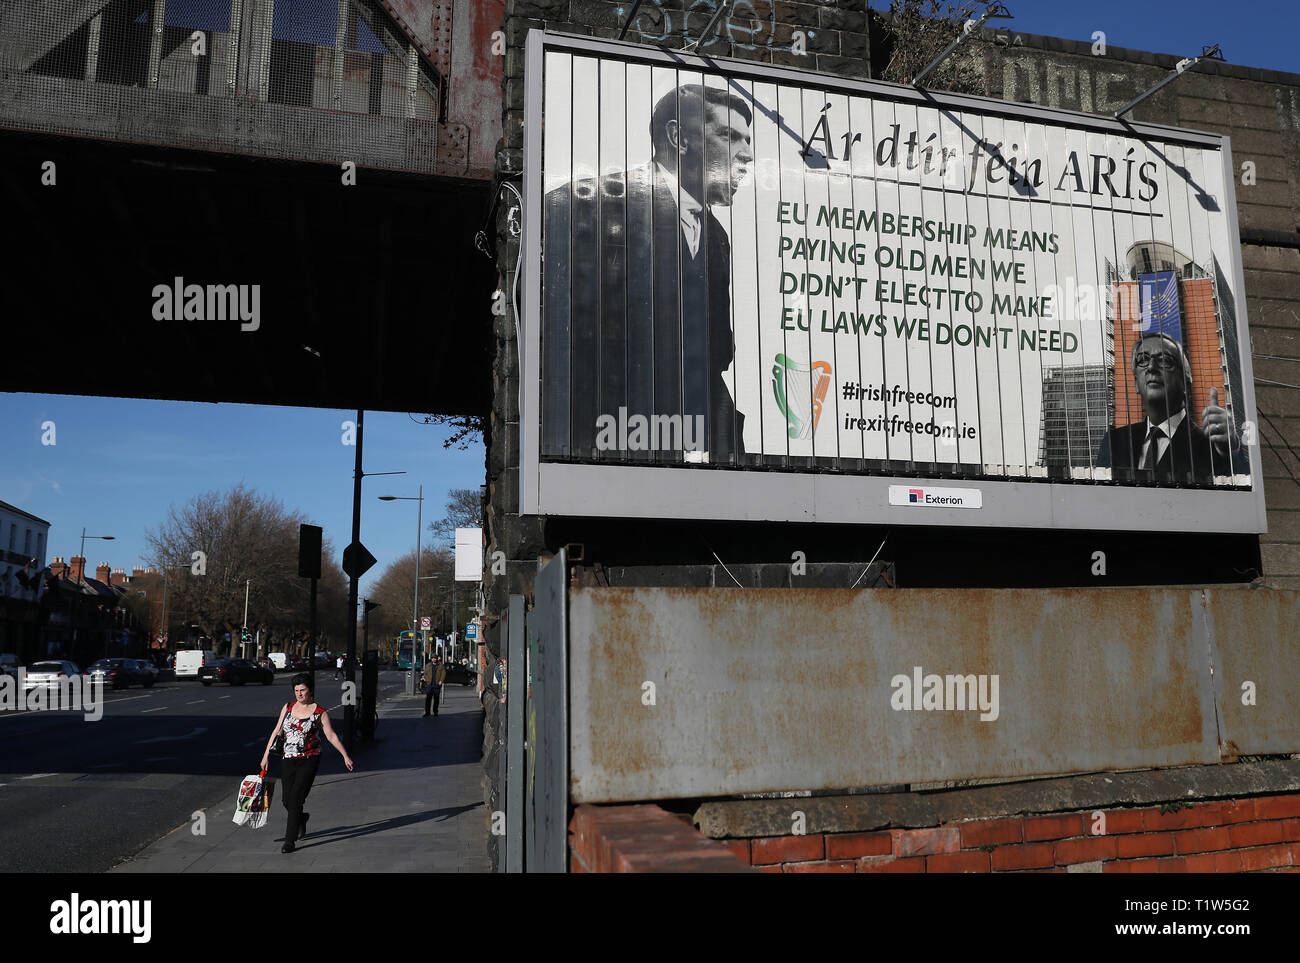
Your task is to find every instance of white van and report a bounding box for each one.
[267,652,287,671]
[175,650,218,679]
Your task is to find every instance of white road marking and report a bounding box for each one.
[101,694,153,705]
[18,773,57,780]
[185,700,204,705]
[140,706,168,713]
[135,727,207,744]
[219,696,231,700]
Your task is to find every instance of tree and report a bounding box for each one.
[427,487,484,547]
[409,413,484,451]
[142,483,347,655]
[365,546,455,659]
[879,0,986,96]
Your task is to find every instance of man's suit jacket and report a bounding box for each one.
[542,163,745,461]
[1095,412,1248,483]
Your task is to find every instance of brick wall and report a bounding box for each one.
[569,804,752,872]
[1113,278,1228,428]
[726,793,1300,873]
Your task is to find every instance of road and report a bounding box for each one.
[0,669,409,872]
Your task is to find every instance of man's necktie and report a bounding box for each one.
[1141,426,1165,470]
[683,209,701,258]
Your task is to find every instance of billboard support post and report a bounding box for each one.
[1114,45,1224,118]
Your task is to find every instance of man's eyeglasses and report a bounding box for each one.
[1134,352,1180,371]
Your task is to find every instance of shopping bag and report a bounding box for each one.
[232,769,275,828]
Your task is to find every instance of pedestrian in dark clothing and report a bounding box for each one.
[261,673,354,853]
[422,657,446,717]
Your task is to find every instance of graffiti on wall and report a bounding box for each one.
[617,0,776,49]
[998,56,1143,115]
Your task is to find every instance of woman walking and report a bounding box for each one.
[261,673,354,853]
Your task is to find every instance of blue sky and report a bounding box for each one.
[0,395,483,600]
[865,0,1300,76]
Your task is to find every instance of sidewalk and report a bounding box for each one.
[113,680,490,873]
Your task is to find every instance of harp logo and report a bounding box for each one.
[771,354,832,439]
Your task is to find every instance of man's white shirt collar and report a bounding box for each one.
[1147,408,1186,439]
[654,161,703,256]
[1141,407,1185,467]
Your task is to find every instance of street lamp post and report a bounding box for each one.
[379,486,423,696]
[241,579,251,659]
[72,528,114,663]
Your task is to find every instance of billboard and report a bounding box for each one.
[455,527,483,581]
[521,31,1266,532]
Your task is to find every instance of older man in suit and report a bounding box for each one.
[543,84,755,463]
[1096,331,1249,483]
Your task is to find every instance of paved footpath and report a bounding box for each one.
[113,681,490,873]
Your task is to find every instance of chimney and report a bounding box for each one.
[111,568,126,587]
[50,557,66,578]
[70,555,86,580]
[132,566,145,578]
[96,562,111,584]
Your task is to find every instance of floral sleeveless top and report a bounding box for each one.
[282,702,326,758]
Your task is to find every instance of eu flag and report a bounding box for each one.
[1138,270,1182,340]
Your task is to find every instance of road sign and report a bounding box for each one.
[466,623,477,639]
[342,541,377,580]
[420,617,431,630]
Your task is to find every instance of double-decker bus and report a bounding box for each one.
[395,630,427,671]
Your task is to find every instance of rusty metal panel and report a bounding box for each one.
[569,587,1228,804]
[1204,588,1300,756]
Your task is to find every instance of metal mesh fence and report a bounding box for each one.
[4,0,445,172]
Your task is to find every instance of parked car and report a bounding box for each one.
[134,658,161,684]
[443,663,477,686]
[254,656,274,672]
[22,660,81,693]
[267,652,287,671]
[313,652,333,670]
[198,658,274,686]
[0,653,19,679]
[286,655,310,672]
[88,658,155,689]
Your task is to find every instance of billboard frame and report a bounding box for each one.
[520,29,1267,534]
